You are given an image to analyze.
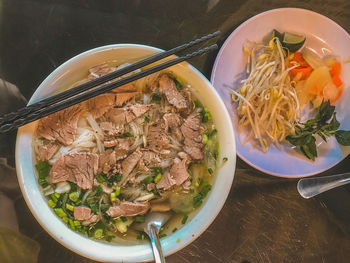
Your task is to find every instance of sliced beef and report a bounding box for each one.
[180,112,204,161]
[156,170,176,190]
[105,104,151,125]
[163,113,181,130]
[106,201,150,218]
[147,121,169,152]
[50,152,99,190]
[73,206,99,225]
[87,92,139,119]
[37,105,83,146]
[120,149,142,185]
[99,121,124,137]
[141,150,161,166]
[98,149,116,174]
[158,74,189,111]
[87,63,115,80]
[114,138,131,160]
[170,157,190,185]
[38,142,60,161]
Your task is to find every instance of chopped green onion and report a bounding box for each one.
[159,233,167,238]
[110,192,117,202]
[50,193,59,203]
[152,93,162,101]
[181,214,188,224]
[142,176,154,184]
[115,187,121,197]
[135,216,145,223]
[172,228,178,233]
[35,161,50,179]
[109,173,122,184]
[120,216,127,222]
[93,229,104,239]
[69,192,79,202]
[208,168,213,175]
[48,199,56,208]
[90,204,98,213]
[61,217,69,223]
[96,173,106,183]
[66,204,74,211]
[94,185,103,194]
[54,208,67,218]
[122,132,133,137]
[195,181,200,187]
[209,129,217,138]
[145,116,150,123]
[38,177,48,187]
[105,235,115,242]
[202,134,208,144]
[68,219,75,230]
[193,181,212,208]
[151,167,163,175]
[137,232,146,240]
[222,157,228,162]
[154,173,163,183]
[74,220,80,226]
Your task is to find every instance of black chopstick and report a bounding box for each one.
[0,31,220,126]
[0,44,218,133]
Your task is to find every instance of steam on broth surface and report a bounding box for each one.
[33,62,219,243]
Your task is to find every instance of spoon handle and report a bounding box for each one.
[297,172,350,199]
[148,224,166,263]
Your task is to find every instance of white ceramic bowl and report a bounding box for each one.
[15,44,236,262]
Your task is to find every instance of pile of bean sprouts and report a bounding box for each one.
[227,38,301,151]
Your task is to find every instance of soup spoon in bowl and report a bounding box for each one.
[297,172,350,199]
[134,212,172,263]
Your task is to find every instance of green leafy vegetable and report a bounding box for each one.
[193,181,212,208]
[286,100,350,160]
[122,132,133,137]
[181,214,188,224]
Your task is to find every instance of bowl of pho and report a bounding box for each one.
[16,44,236,262]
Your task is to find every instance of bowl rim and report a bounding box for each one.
[16,43,236,262]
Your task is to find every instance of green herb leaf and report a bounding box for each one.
[152,93,162,101]
[122,132,133,137]
[335,130,350,146]
[181,214,188,224]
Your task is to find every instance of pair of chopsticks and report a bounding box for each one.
[0,31,220,133]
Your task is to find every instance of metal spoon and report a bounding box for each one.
[297,172,350,199]
[134,212,171,263]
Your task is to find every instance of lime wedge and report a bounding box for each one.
[282,32,305,52]
[271,29,283,43]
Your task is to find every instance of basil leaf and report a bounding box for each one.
[335,130,350,146]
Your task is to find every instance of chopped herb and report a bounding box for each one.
[152,167,163,175]
[193,182,212,208]
[38,177,48,188]
[174,76,184,90]
[110,192,117,202]
[222,157,228,162]
[200,107,212,123]
[93,229,104,239]
[154,173,163,183]
[50,193,59,203]
[137,232,146,240]
[159,233,167,238]
[194,100,202,108]
[209,129,217,138]
[66,204,74,211]
[61,216,69,224]
[145,116,150,123]
[172,228,178,233]
[120,216,127,222]
[54,208,67,218]
[90,203,99,213]
[69,192,79,202]
[100,204,110,212]
[208,168,213,175]
[94,185,103,194]
[122,132,133,137]
[68,219,75,230]
[115,187,121,197]
[35,161,50,179]
[108,173,122,185]
[152,93,162,101]
[286,100,350,160]
[69,182,77,192]
[202,134,208,144]
[48,199,56,208]
[151,189,160,195]
[105,235,115,242]
[135,216,145,223]
[96,173,106,183]
[142,176,154,184]
[181,214,188,224]
[73,220,80,226]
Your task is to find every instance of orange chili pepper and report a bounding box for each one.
[332,74,343,87]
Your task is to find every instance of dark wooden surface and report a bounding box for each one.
[1,0,350,262]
